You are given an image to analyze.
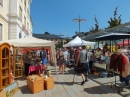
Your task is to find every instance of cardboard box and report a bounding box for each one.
[44,77,54,90]
[27,75,44,94]
[0,89,6,97]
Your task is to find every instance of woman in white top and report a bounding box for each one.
[95,48,102,60]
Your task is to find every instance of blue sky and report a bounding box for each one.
[30,0,130,37]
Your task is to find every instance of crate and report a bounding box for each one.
[0,89,6,97]
[44,77,54,90]
[27,75,44,94]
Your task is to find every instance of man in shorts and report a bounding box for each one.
[76,45,87,85]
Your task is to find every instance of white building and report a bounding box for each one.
[0,0,9,41]
[8,0,33,39]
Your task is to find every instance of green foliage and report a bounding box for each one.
[64,38,70,44]
[44,32,50,34]
[56,40,63,48]
[89,15,100,34]
[107,6,122,28]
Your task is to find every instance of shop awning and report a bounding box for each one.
[95,33,130,40]
[83,22,130,41]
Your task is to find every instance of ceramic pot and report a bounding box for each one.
[47,70,51,77]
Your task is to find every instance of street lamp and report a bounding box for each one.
[73,15,86,33]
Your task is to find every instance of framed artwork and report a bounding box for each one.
[4,81,19,97]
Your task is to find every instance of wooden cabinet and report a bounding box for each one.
[10,45,15,78]
[0,43,11,88]
[14,48,23,78]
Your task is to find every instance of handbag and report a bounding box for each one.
[126,75,130,80]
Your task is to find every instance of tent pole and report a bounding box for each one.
[110,40,111,52]
[98,41,99,48]
[112,40,113,52]
[123,39,124,48]
[128,38,129,47]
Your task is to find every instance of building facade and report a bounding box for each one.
[0,0,9,41]
[8,0,33,39]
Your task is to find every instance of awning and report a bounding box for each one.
[83,22,130,41]
[95,33,130,40]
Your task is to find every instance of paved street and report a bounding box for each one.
[12,66,130,97]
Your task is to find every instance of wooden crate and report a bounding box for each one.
[27,75,44,94]
[44,77,54,90]
[0,89,6,97]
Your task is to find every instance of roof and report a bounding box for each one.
[72,32,85,38]
[33,34,64,39]
[83,22,130,41]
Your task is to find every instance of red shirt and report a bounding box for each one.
[75,50,80,60]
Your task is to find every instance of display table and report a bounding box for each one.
[28,65,42,75]
[93,62,112,72]
[93,62,107,70]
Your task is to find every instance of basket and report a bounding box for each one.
[44,77,54,90]
[27,75,44,94]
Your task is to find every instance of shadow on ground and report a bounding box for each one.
[20,85,32,94]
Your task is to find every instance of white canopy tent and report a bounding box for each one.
[63,36,95,48]
[0,37,57,73]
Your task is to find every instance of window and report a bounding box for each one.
[19,6,22,21]
[0,0,3,6]
[24,17,26,27]
[27,8,29,14]
[24,0,26,11]
[0,23,2,41]
[27,22,29,31]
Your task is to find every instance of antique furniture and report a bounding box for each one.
[0,43,11,88]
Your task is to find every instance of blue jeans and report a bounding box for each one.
[85,62,89,74]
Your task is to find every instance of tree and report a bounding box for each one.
[107,6,122,28]
[64,38,70,44]
[56,40,63,48]
[75,31,78,34]
[89,15,100,34]
[44,32,50,34]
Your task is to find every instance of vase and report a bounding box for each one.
[47,70,51,77]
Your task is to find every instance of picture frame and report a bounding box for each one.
[4,81,19,97]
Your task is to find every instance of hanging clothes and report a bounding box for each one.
[110,53,130,77]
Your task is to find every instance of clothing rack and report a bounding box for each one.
[110,71,123,93]
[110,53,125,93]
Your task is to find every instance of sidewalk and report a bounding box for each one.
[12,66,128,97]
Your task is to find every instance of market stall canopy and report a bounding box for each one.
[0,37,57,74]
[63,36,95,47]
[95,33,130,41]
[0,37,55,47]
